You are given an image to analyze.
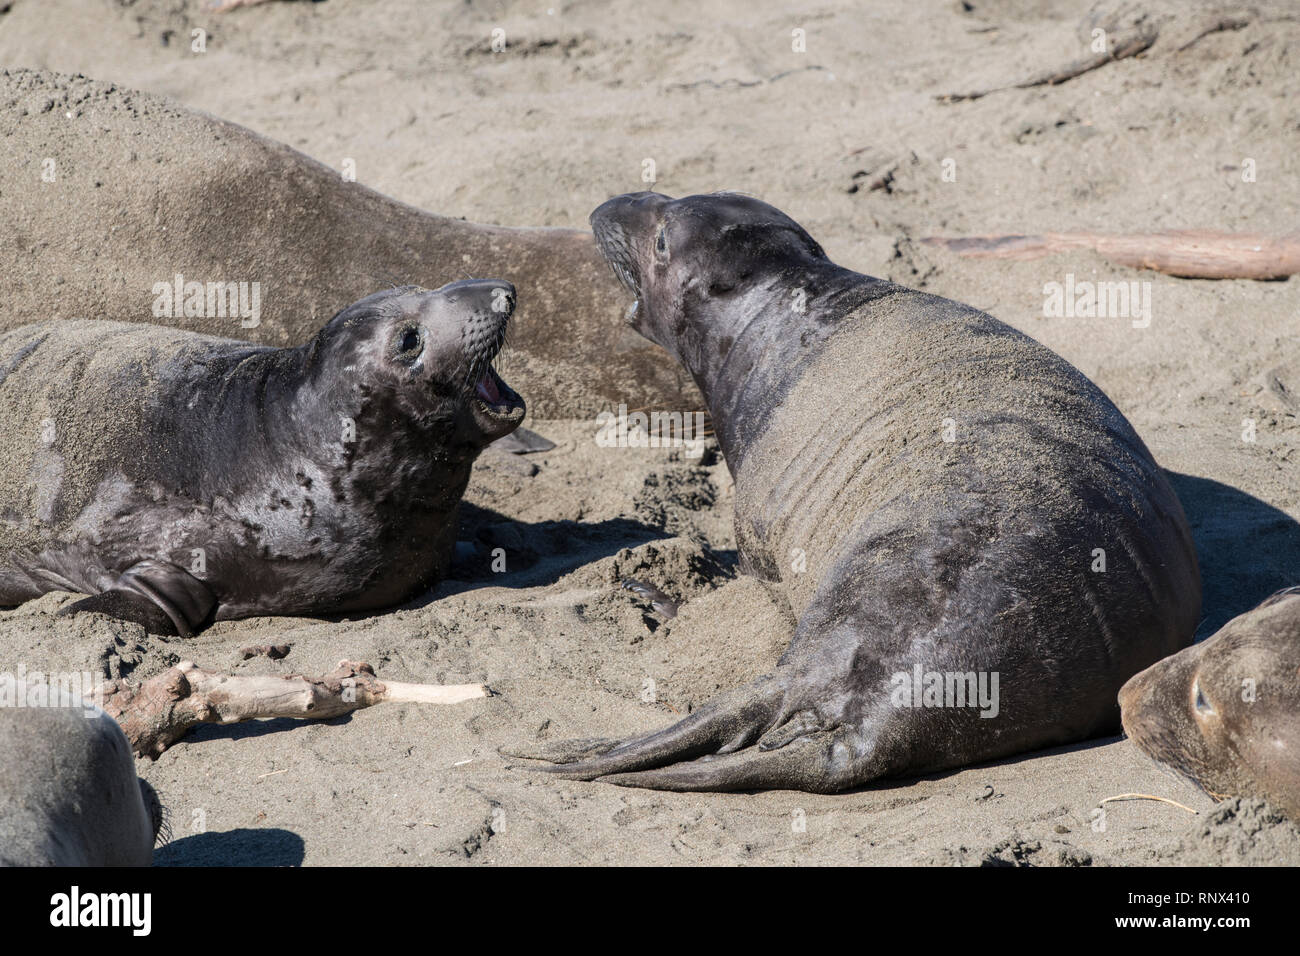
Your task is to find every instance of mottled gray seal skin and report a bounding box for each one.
[522,191,1201,792]
[1120,586,1300,819]
[0,281,524,636]
[0,681,159,866]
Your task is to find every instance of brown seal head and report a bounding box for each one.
[1120,586,1300,818]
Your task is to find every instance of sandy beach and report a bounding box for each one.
[0,0,1297,865]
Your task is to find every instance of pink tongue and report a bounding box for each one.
[476,372,502,404]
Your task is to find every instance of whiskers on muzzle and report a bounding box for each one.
[462,314,512,394]
[592,221,642,296]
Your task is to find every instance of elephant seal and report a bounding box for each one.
[1,679,160,866]
[518,191,1201,792]
[1120,586,1300,818]
[0,68,697,418]
[0,280,523,635]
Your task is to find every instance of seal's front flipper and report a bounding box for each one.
[489,427,556,455]
[59,560,215,637]
[61,590,179,636]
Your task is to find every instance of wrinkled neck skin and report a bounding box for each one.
[673,262,889,472]
[158,342,479,523]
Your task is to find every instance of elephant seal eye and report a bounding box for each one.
[397,328,422,354]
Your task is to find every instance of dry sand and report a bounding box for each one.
[0,0,1298,864]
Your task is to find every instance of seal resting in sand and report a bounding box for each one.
[0,281,524,636]
[515,191,1201,792]
[1,679,161,866]
[0,68,696,418]
[1120,586,1300,818]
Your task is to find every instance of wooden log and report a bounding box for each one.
[94,660,489,758]
[920,231,1300,279]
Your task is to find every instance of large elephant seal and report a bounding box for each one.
[1,679,160,866]
[1120,586,1300,818]
[518,191,1201,792]
[0,280,523,635]
[0,68,696,418]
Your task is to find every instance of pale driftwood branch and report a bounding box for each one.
[936,28,1157,102]
[1100,792,1199,814]
[94,660,489,758]
[920,231,1300,279]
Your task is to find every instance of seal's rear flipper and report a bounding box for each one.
[59,560,215,637]
[500,737,624,764]
[511,670,855,791]
[598,732,839,792]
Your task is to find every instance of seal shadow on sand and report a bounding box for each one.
[412,502,694,601]
[1166,472,1300,638]
[154,827,306,867]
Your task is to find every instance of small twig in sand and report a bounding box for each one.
[207,0,275,12]
[1100,793,1199,814]
[921,231,1300,280]
[95,660,490,758]
[937,28,1157,102]
[1176,16,1251,52]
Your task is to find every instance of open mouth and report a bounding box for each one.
[473,366,525,422]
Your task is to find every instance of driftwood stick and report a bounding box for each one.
[95,660,489,758]
[920,231,1300,279]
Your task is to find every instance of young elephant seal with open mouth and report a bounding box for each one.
[519,191,1201,793]
[1120,586,1300,818]
[0,281,524,636]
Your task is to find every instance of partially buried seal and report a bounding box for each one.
[0,281,524,635]
[1120,586,1300,818]
[516,191,1201,792]
[1,679,161,866]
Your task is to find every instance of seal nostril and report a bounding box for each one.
[1193,677,1216,718]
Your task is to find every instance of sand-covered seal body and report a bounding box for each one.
[0,679,159,866]
[0,69,697,418]
[1120,586,1300,818]
[0,281,524,635]
[523,192,1201,792]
